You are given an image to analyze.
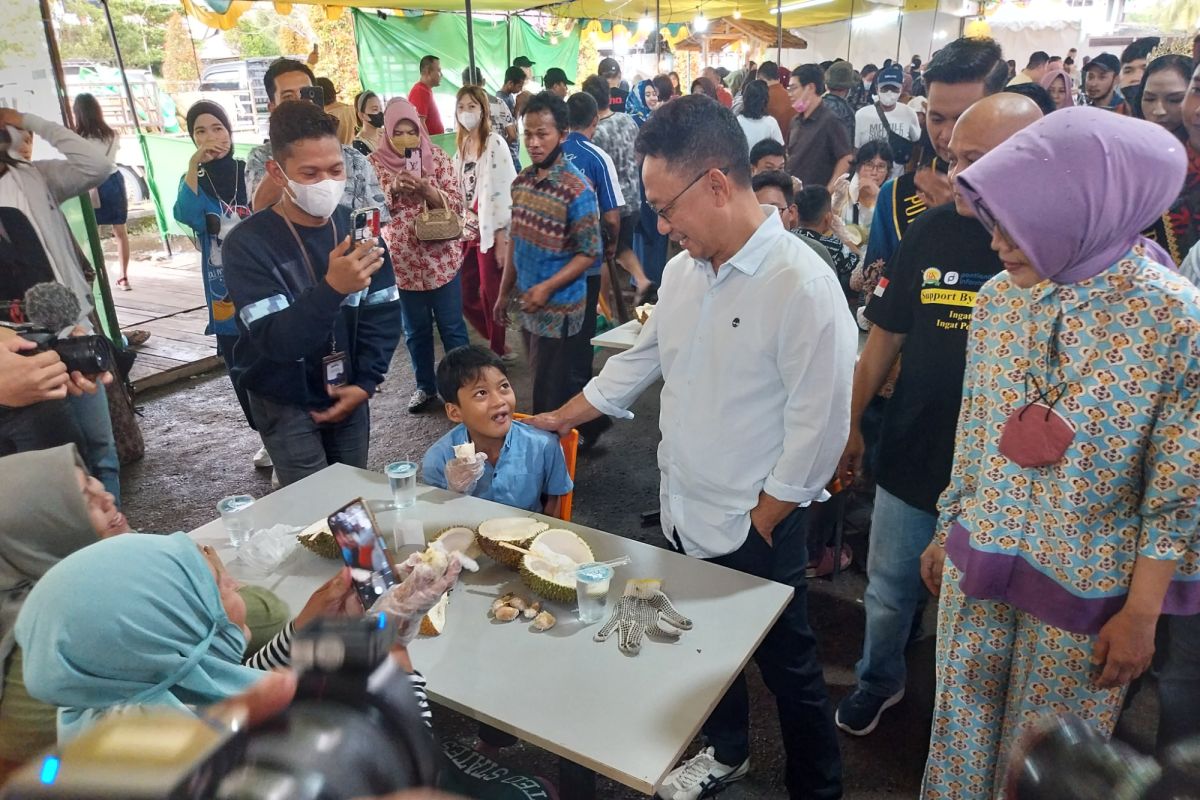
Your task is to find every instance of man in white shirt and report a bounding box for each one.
[853,64,920,177]
[531,95,855,800]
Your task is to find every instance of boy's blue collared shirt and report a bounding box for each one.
[422,420,573,512]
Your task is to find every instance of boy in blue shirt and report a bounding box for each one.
[422,345,573,516]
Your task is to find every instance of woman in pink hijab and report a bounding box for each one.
[919,107,1200,799]
[369,98,467,413]
[1038,67,1074,110]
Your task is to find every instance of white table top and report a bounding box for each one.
[188,463,792,794]
[590,318,643,352]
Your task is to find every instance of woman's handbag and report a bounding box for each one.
[413,188,463,242]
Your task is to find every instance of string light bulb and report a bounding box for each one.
[639,12,655,32]
[693,8,708,32]
[733,5,741,18]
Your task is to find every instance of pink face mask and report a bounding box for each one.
[998,375,1075,468]
[792,97,808,114]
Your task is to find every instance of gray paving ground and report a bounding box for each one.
[120,332,1158,799]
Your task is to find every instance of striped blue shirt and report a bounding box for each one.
[562,131,624,276]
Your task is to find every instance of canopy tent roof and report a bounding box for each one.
[674,17,806,52]
[188,0,938,31]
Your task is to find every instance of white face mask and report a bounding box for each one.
[878,89,900,108]
[284,173,345,219]
[458,110,482,131]
[863,78,873,89]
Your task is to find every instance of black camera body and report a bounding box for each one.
[17,327,112,376]
[3,616,437,800]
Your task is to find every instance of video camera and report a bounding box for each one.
[2,282,111,375]
[1007,714,1200,800]
[2,616,437,800]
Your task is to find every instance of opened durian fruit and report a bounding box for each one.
[416,527,480,637]
[476,517,549,569]
[297,519,339,559]
[420,591,449,636]
[520,528,595,603]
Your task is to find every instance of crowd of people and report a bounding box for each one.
[0,28,1199,800]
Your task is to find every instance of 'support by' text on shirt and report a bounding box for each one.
[864,204,1002,513]
[583,208,858,557]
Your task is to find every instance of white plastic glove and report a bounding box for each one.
[370,557,464,645]
[395,540,480,581]
[445,452,487,494]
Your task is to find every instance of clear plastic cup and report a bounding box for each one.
[575,563,614,624]
[217,495,255,548]
[385,461,417,509]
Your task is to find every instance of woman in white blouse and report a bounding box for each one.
[454,85,518,359]
[736,79,784,151]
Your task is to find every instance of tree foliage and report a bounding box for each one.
[162,13,199,84]
[224,11,282,59]
[56,0,173,73]
[307,7,362,102]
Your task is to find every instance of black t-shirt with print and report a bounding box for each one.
[864,204,1002,513]
[610,86,628,115]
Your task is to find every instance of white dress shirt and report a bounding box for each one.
[584,208,857,557]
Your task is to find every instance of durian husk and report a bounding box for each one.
[476,517,549,569]
[297,520,340,560]
[431,525,482,561]
[420,591,449,636]
[520,528,594,603]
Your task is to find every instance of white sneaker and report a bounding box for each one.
[656,746,749,800]
[407,388,432,413]
[270,470,281,490]
[252,446,273,469]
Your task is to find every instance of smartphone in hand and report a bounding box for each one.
[327,498,397,610]
[352,206,382,243]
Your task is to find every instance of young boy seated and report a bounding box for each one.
[795,185,860,310]
[422,345,573,517]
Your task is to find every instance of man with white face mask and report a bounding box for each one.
[854,63,921,178]
[223,101,403,487]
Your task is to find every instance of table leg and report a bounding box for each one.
[558,757,597,800]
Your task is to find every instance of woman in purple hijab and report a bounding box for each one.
[918,107,1200,800]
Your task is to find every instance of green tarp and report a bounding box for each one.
[353,9,580,102]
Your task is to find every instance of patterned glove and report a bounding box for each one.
[370,557,463,646]
[445,452,487,494]
[594,579,692,655]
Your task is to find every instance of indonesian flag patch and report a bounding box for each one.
[874,277,890,298]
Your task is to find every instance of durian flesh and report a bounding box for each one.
[520,529,595,603]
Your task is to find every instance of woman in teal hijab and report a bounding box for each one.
[0,445,121,772]
[15,532,265,739]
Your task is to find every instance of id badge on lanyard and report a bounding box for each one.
[283,214,349,395]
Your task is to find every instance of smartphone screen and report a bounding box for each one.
[327,498,397,610]
[352,206,382,243]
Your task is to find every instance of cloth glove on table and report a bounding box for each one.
[445,452,488,494]
[594,579,692,655]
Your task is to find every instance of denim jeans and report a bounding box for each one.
[1158,613,1200,753]
[66,384,120,504]
[700,507,843,799]
[398,274,470,395]
[855,485,937,697]
[248,392,370,487]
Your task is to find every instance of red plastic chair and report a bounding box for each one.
[513,413,579,521]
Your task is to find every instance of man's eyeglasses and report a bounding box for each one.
[649,167,730,222]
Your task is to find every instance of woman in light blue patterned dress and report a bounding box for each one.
[919,107,1200,799]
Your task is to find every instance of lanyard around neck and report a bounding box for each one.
[279,208,337,286]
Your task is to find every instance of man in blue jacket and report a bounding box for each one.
[223,101,402,487]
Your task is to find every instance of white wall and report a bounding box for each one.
[794,9,961,66]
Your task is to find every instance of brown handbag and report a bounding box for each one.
[413,188,463,242]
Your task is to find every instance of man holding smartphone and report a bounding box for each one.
[223,101,402,487]
[245,58,390,222]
